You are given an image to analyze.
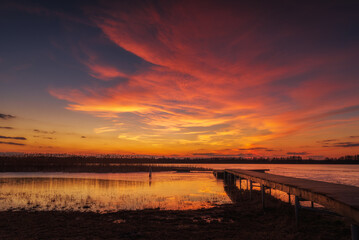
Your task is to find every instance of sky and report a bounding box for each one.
[0,0,359,158]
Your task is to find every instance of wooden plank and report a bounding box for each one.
[225,169,359,224]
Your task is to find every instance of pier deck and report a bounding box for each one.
[224,169,359,225]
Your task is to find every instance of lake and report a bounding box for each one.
[0,164,358,212]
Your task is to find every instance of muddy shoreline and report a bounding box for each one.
[0,197,350,240]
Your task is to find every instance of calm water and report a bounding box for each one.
[0,164,358,212]
[0,172,230,212]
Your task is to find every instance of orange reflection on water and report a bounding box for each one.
[0,172,231,212]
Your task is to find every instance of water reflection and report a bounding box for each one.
[0,172,231,212]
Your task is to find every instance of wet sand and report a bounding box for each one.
[0,196,350,240]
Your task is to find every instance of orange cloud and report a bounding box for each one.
[86,64,127,81]
[48,1,359,157]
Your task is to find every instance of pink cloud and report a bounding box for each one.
[48,1,359,156]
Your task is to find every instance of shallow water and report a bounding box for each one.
[0,164,358,212]
[0,172,231,212]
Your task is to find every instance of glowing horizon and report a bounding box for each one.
[0,1,359,158]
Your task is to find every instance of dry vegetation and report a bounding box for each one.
[0,192,350,240]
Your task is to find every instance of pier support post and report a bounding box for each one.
[311,201,314,208]
[227,173,235,185]
[288,193,291,204]
[246,179,249,190]
[249,180,253,200]
[295,196,300,227]
[352,224,359,240]
[239,177,241,190]
[261,184,265,210]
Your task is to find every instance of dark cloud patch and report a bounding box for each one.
[332,142,359,148]
[0,126,14,129]
[321,140,359,148]
[192,153,255,157]
[33,129,56,134]
[0,141,25,146]
[0,114,15,120]
[286,152,309,155]
[0,135,27,140]
[33,135,54,140]
[237,147,275,151]
[81,136,86,138]
[317,139,337,143]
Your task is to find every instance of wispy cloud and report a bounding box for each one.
[0,114,15,120]
[330,142,359,148]
[33,135,54,140]
[0,135,26,140]
[317,139,338,143]
[0,126,14,129]
[33,129,56,134]
[0,141,25,146]
[94,127,118,134]
[318,137,359,148]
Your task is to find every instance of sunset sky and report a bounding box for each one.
[0,0,359,158]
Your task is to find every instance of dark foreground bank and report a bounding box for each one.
[0,197,350,240]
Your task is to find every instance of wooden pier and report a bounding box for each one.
[213,169,268,179]
[218,169,359,239]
